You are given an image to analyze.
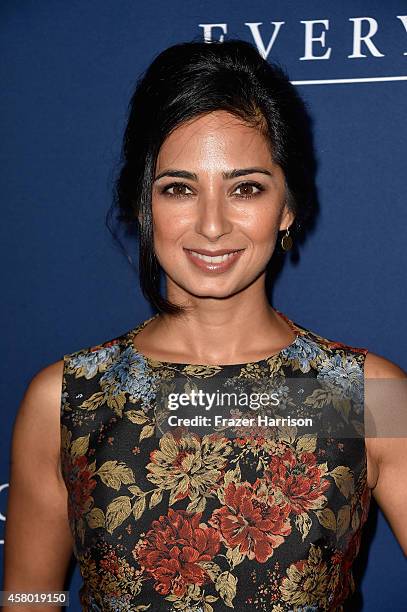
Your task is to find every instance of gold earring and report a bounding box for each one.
[281,226,293,251]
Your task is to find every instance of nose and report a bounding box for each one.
[194,190,233,241]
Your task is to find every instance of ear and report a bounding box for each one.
[279,206,296,232]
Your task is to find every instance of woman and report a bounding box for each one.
[4,39,407,611]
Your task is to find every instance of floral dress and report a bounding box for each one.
[60,310,371,611]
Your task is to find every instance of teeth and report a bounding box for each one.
[189,250,240,263]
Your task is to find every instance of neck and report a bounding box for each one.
[137,276,295,364]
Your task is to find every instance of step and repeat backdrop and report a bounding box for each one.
[1,0,406,609]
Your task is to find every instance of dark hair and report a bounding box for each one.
[106,39,317,315]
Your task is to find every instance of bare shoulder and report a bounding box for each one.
[364,350,407,379]
[12,359,65,479]
[23,358,65,401]
[17,359,65,432]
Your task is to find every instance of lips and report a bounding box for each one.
[184,247,245,272]
[186,248,243,257]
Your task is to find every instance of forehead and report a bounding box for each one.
[156,110,273,170]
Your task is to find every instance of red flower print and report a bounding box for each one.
[133,509,220,597]
[209,481,291,562]
[265,449,330,514]
[90,339,120,352]
[63,454,96,521]
[100,550,120,575]
[330,529,363,606]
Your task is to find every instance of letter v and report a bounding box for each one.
[244,22,285,59]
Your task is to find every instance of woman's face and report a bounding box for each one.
[151,110,295,302]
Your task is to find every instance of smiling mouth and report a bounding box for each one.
[185,249,244,263]
[183,247,245,273]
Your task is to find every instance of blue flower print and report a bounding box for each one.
[100,347,157,407]
[317,353,364,404]
[281,336,325,373]
[69,344,122,379]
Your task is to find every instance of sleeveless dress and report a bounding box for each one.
[60,310,371,612]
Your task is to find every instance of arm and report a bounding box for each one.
[364,351,407,555]
[2,360,74,610]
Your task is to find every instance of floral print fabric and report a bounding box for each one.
[60,311,371,611]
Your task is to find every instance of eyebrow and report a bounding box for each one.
[153,167,273,182]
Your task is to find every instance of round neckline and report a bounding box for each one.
[123,309,305,369]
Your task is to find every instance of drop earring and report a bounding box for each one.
[281,226,293,251]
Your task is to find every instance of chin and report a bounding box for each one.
[172,277,249,300]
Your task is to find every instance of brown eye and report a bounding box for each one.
[162,183,193,198]
[233,182,264,198]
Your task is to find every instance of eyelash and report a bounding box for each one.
[159,181,265,200]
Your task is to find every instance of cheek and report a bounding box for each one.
[243,208,281,243]
[152,205,174,240]
[152,210,186,257]
[152,203,193,243]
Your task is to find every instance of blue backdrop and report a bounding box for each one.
[1,0,406,609]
